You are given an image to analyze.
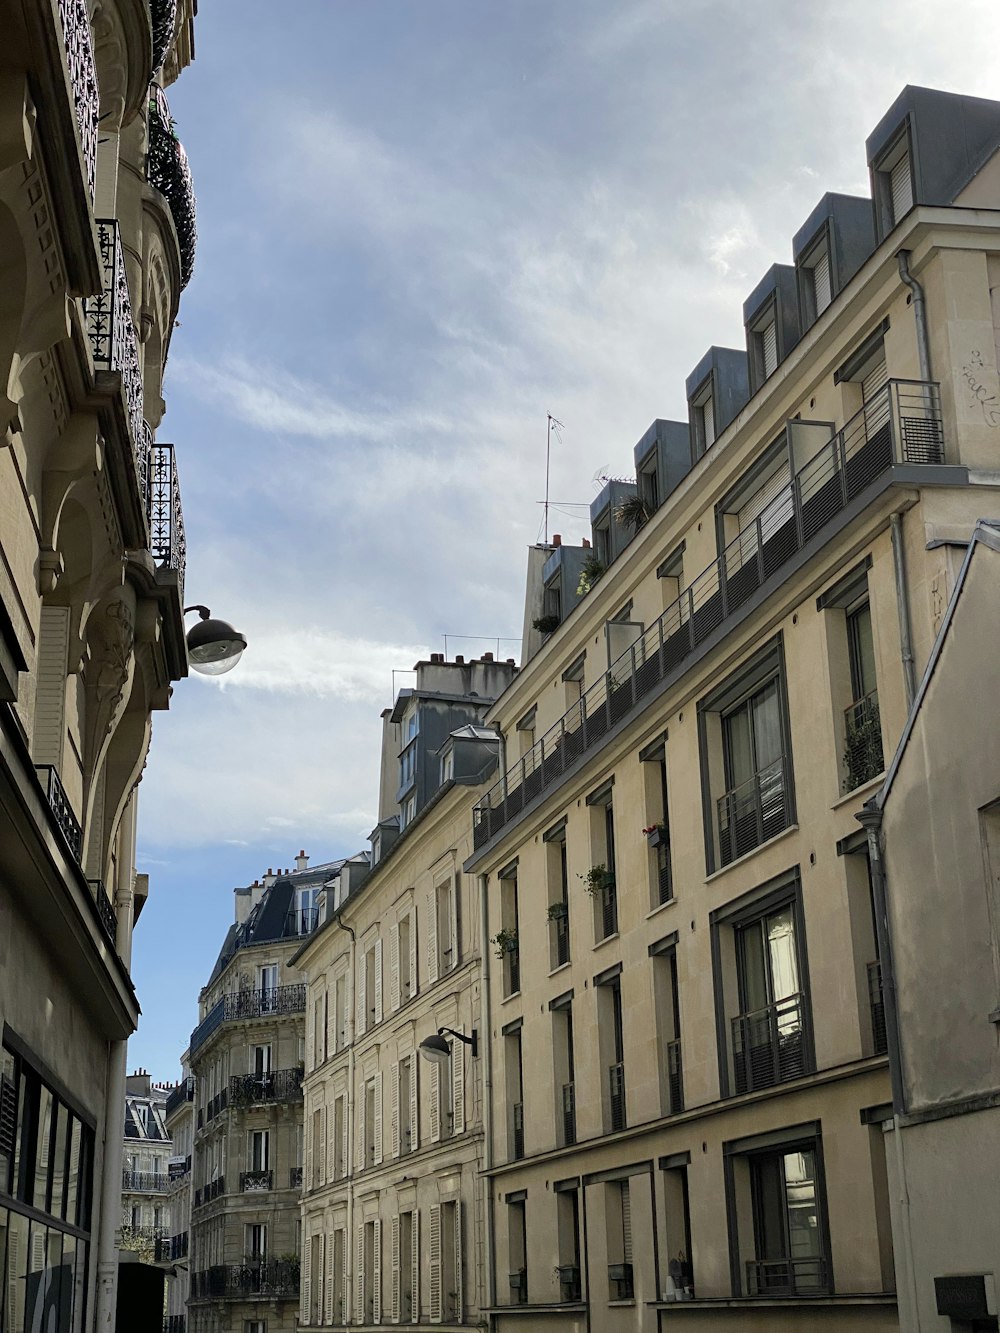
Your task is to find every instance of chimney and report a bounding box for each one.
[506,657,516,665]
[582,537,591,548]
[455,654,464,664]
[553,533,562,546]
[483,652,494,662]
[296,850,309,871]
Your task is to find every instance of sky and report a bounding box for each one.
[128,0,1000,1075]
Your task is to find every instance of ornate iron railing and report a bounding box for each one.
[609,1062,626,1132]
[150,0,179,70]
[57,0,99,199]
[473,381,944,850]
[147,85,197,288]
[205,1088,228,1122]
[190,984,307,1057]
[746,1255,829,1296]
[511,1102,524,1160]
[122,1170,168,1192]
[35,765,83,862]
[196,1176,224,1204]
[843,690,883,792]
[284,906,320,937]
[656,840,673,905]
[240,1170,273,1193]
[289,1166,303,1189]
[191,1260,300,1301]
[87,878,117,943]
[86,220,149,489]
[717,755,791,867]
[665,1038,684,1115]
[148,443,186,600]
[868,960,888,1056]
[120,1223,167,1247]
[561,1082,576,1146]
[163,1315,185,1333]
[230,1068,303,1109]
[165,1077,194,1119]
[732,992,809,1094]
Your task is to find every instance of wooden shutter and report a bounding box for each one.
[762,319,778,378]
[373,1071,384,1166]
[451,1042,464,1135]
[325,1230,335,1323]
[426,892,438,983]
[702,394,714,448]
[813,249,831,314]
[428,1204,442,1322]
[450,874,461,967]
[302,1231,312,1326]
[33,605,69,767]
[454,1201,464,1322]
[358,1082,367,1172]
[355,1224,366,1323]
[390,1062,400,1158]
[412,1210,420,1322]
[305,995,314,1071]
[374,938,384,1025]
[318,1106,327,1186]
[389,924,400,1012]
[429,1063,441,1143]
[390,1215,401,1323]
[373,1218,383,1323]
[356,953,367,1037]
[409,1055,419,1151]
[341,1094,349,1179]
[326,1096,336,1182]
[340,1227,348,1324]
[409,907,418,998]
[890,153,913,223]
[305,1102,314,1190]
[622,1181,633,1261]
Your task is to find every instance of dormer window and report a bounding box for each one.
[692,380,715,458]
[749,309,779,390]
[806,246,831,319]
[874,132,913,235]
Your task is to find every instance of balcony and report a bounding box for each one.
[240,1170,273,1193]
[189,984,307,1057]
[163,1317,185,1333]
[609,1062,626,1132]
[204,1088,228,1123]
[151,0,179,69]
[120,1224,167,1249]
[473,380,943,852]
[732,993,810,1094]
[193,1176,225,1209]
[746,1255,829,1296]
[86,220,150,495]
[155,1234,188,1263]
[283,906,319,937]
[165,1077,194,1120]
[717,755,791,867]
[561,1082,576,1146]
[56,0,99,199]
[843,690,883,792]
[87,879,117,945]
[148,86,197,288]
[35,764,82,862]
[868,960,888,1056]
[148,443,187,602]
[122,1170,167,1192]
[665,1038,684,1115]
[289,1166,303,1189]
[511,1102,525,1160]
[229,1067,304,1109]
[190,1260,300,1302]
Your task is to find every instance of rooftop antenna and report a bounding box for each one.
[544,413,564,544]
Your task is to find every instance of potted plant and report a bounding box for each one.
[532,613,560,635]
[614,495,652,532]
[579,864,614,897]
[576,554,606,596]
[491,927,518,960]
[546,901,568,922]
[643,822,669,849]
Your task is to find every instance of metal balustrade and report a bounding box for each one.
[148,444,187,600]
[148,86,197,288]
[665,1038,684,1115]
[511,1102,524,1160]
[717,755,791,867]
[746,1255,829,1296]
[868,960,888,1055]
[843,690,883,792]
[229,1067,303,1109]
[122,1170,168,1192]
[473,381,943,850]
[150,0,179,69]
[599,880,618,939]
[165,1078,194,1119]
[56,0,99,198]
[240,1170,273,1193]
[561,1082,576,1146]
[87,879,117,944]
[191,1260,300,1301]
[732,993,809,1094]
[289,1166,303,1189]
[190,984,307,1057]
[609,1062,627,1132]
[35,765,82,862]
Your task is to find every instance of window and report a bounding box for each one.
[391,1055,418,1158]
[439,1201,462,1321]
[308,1232,323,1325]
[749,303,779,390]
[356,1218,381,1323]
[312,996,324,1069]
[596,969,626,1132]
[641,742,673,907]
[660,1155,695,1300]
[248,1129,269,1182]
[399,738,417,794]
[874,131,913,237]
[334,1094,346,1178]
[725,1129,830,1296]
[257,963,278,995]
[426,876,459,983]
[506,1195,527,1304]
[555,1185,582,1301]
[504,1025,524,1160]
[516,707,536,761]
[606,1180,634,1300]
[401,794,416,829]
[546,827,571,968]
[800,237,832,326]
[360,1074,382,1169]
[392,1210,417,1323]
[586,787,618,940]
[310,1108,324,1189]
[294,884,320,934]
[250,1043,272,1077]
[692,378,715,458]
[562,654,585,713]
[498,866,520,996]
[550,999,575,1146]
[333,975,347,1051]
[357,939,383,1038]
[245,1322,266,1333]
[651,940,683,1115]
[843,597,883,791]
[245,1222,267,1261]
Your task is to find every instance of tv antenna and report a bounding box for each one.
[544,413,564,543]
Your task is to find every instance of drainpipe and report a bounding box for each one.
[896,251,933,383]
[890,513,918,709]
[478,874,497,1329]
[857,803,922,1329]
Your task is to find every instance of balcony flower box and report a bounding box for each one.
[546,902,568,922]
[643,823,669,849]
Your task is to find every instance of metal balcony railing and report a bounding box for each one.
[289,1166,303,1189]
[511,1102,524,1160]
[229,1067,303,1109]
[746,1255,829,1296]
[551,908,570,967]
[240,1170,273,1193]
[599,880,618,939]
[843,690,884,792]
[557,1264,581,1302]
[56,0,99,199]
[609,1062,626,1132]
[86,878,117,944]
[35,765,82,862]
[732,993,810,1094]
[190,984,307,1057]
[148,86,197,289]
[165,1078,194,1119]
[191,1260,300,1302]
[283,906,320,937]
[561,1082,576,1146]
[473,381,943,850]
[148,443,186,600]
[656,840,673,905]
[163,1316,185,1333]
[504,945,520,997]
[150,0,179,69]
[868,960,888,1056]
[665,1038,684,1115]
[155,1233,188,1263]
[717,755,791,867]
[86,221,149,487]
[122,1170,168,1192]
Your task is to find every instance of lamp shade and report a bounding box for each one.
[185,610,247,676]
[418,1033,451,1065]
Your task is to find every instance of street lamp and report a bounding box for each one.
[418,1027,478,1063]
[183,605,247,676]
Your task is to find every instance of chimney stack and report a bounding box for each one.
[483,651,494,662]
[296,850,309,871]
[553,533,562,546]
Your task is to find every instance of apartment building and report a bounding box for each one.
[864,521,1000,1333]
[120,1070,172,1259]
[186,856,355,1333]
[0,0,200,1327]
[164,1067,195,1333]
[464,85,1000,1332]
[294,655,518,1331]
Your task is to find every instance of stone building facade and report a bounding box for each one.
[119,1069,172,1259]
[164,1066,195,1333]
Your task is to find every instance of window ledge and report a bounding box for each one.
[645,897,677,921]
[548,961,572,979]
[832,773,884,809]
[500,989,522,1005]
[592,932,621,952]
[704,824,799,883]
[608,1299,637,1308]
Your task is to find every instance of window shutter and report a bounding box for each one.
[762,320,778,378]
[450,874,460,967]
[318,1106,327,1186]
[341,1094,349,1179]
[340,1227,348,1324]
[409,907,418,998]
[390,924,401,1012]
[451,1043,464,1135]
[305,997,314,1072]
[412,1210,420,1321]
[813,249,831,314]
[455,1201,464,1322]
[409,1054,419,1151]
[390,1215,401,1323]
[33,605,70,767]
[622,1181,633,1261]
[355,1224,366,1323]
[429,1063,441,1143]
[358,1083,367,1173]
[326,1097,336,1182]
[325,1230,335,1324]
[702,394,715,448]
[373,1071,384,1166]
[327,985,337,1055]
[373,1217,383,1323]
[736,462,792,545]
[302,1232,312,1326]
[374,938,384,1025]
[305,1102,314,1190]
[428,1204,442,1322]
[890,153,913,223]
[356,953,367,1037]
[390,1062,400,1158]
[426,892,439,984]
[862,356,889,403]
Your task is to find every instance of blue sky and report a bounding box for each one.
[129,0,1000,1076]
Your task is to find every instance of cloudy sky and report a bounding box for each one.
[129,0,1000,1074]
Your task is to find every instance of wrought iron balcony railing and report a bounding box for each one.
[656,840,673,905]
[204,1088,228,1123]
[868,960,888,1056]
[283,906,320,937]
[86,221,149,490]
[732,992,810,1094]
[120,1223,168,1247]
[189,984,307,1057]
[229,1067,304,1109]
[194,1176,224,1205]
[122,1170,168,1192]
[87,879,117,944]
[473,380,943,850]
[35,764,82,862]
[561,1082,576,1146]
[289,1166,303,1189]
[57,0,99,199]
[717,755,791,867]
[191,1260,300,1302]
[163,1315,185,1333]
[165,1077,194,1120]
[240,1170,273,1193]
[148,86,197,289]
[609,1061,626,1132]
[665,1037,684,1115]
[148,443,186,601]
[843,690,883,792]
[746,1255,829,1296]
[155,1232,188,1262]
[511,1102,524,1161]
[150,0,179,70]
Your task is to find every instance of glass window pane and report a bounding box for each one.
[65,1118,80,1229]
[50,1104,68,1222]
[783,1149,822,1276]
[723,703,753,789]
[34,1087,53,1212]
[766,907,800,1002]
[751,679,782,769]
[751,1155,785,1261]
[6,1209,28,1333]
[848,603,876,700]
[737,920,768,1013]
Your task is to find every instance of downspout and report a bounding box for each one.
[857,803,922,1329]
[478,874,497,1330]
[896,251,933,383]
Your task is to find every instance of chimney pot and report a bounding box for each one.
[483,651,493,661]
[553,533,562,546]
[506,657,515,665]
[583,537,591,548]
[455,654,464,664]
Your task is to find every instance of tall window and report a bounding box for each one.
[732,902,807,1094]
[504,1027,524,1161]
[546,829,570,969]
[552,1001,575,1147]
[606,1180,634,1299]
[597,973,626,1132]
[499,868,520,996]
[843,598,883,791]
[587,789,618,940]
[556,1187,581,1301]
[507,1197,527,1304]
[245,1223,267,1261]
[651,944,683,1115]
[747,1146,827,1295]
[718,677,788,866]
